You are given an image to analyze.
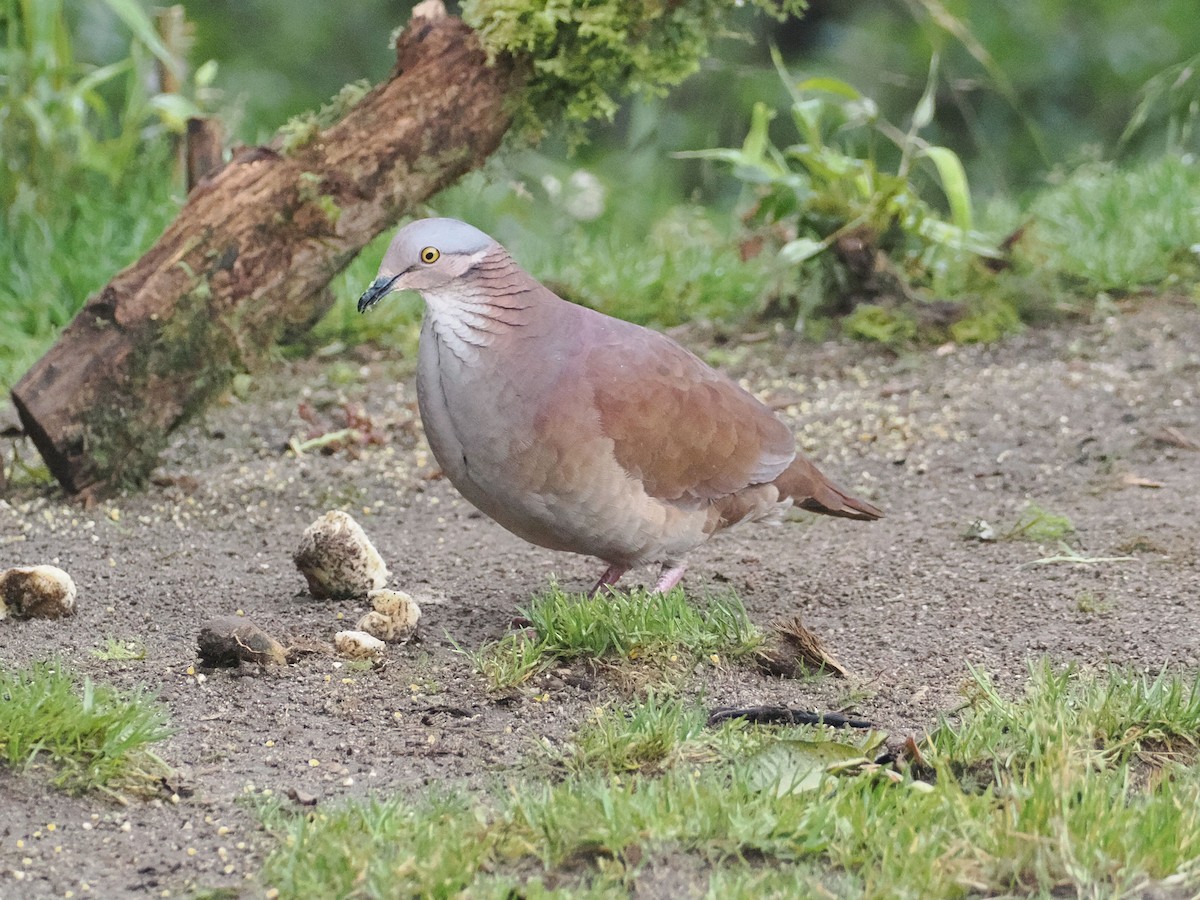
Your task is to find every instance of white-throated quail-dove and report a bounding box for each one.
[358,218,882,593]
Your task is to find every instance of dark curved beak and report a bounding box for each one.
[357,274,400,313]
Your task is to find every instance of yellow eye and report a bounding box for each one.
[420,246,440,264]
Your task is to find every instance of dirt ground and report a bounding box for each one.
[1,297,1198,898]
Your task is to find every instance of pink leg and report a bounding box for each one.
[653,563,688,594]
[590,563,628,597]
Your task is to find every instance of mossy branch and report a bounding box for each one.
[463,0,807,145]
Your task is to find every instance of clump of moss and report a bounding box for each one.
[843,304,918,346]
[297,171,342,225]
[279,79,373,154]
[950,298,1023,344]
[463,0,806,145]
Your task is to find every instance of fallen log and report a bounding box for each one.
[11,2,515,497]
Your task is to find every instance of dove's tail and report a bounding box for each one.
[772,456,883,521]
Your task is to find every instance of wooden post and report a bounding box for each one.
[11,4,515,497]
[185,116,225,191]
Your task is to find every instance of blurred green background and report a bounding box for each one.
[2,0,1198,390]
[179,0,1200,192]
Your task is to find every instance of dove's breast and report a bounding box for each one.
[414,305,712,568]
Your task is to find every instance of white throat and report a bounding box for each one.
[421,279,500,365]
[418,248,532,366]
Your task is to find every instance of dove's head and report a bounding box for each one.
[358,218,497,312]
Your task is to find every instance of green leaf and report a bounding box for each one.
[101,0,183,81]
[674,148,752,166]
[744,739,865,798]
[148,93,201,132]
[194,60,219,89]
[790,98,824,143]
[742,101,776,166]
[911,81,936,133]
[678,105,796,187]
[920,145,972,232]
[778,237,826,264]
[73,60,133,97]
[795,77,862,100]
[20,96,55,148]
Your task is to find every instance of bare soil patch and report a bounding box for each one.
[1,298,1197,897]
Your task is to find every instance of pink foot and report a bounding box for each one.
[590,563,628,597]
[653,563,688,594]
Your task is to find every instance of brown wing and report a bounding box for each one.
[579,314,796,503]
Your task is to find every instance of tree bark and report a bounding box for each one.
[11,4,515,497]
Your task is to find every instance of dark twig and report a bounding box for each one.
[708,705,876,729]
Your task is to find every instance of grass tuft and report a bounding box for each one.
[1022,155,1200,292]
[256,793,494,899]
[0,660,172,797]
[256,663,1200,898]
[0,154,178,389]
[1004,501,1075,542]
[548,695,725,777]
[546,695,884,783]
[937,662,1200,765]
[471,585,763,690]
[89,637,148,662]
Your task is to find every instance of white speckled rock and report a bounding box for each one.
[293,511,389,599]
[0,565,77,619]
[356,589,421,643]
[334,630,386,660]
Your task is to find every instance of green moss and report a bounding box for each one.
[315,195,341,224]
[1006,503,1075,543]
[79,269,249,491]
[462,0,806,146]
[279,79,373,154]
[950,297,1023,344]
[843,304,917,345]
[297,171,343,226]
[279,117,321,154]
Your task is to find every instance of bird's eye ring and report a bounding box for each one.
[420,246,440,264]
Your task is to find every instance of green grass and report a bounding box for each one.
[548,694,718,776]
[89,637,148,662]
[255,663,1200,898]
[3,0,1198,395]
[941,663,1200,763]
[328,151,1200,364]
[545,694,886,783]
[0,154,179,389]
[1004,501,1076,542]
[0,0,196,389]
[470,585,763,690]
[0,660,172,797]
[6,144,1196,395]
[1021,155,1200,293]
[523,206,776,327]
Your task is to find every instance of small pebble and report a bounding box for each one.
[356,589,421,643]
[333,630,385,660]
[964,519,997,542]
[0,565,77,619]
[197,616,287,667]
[293,511,389,599]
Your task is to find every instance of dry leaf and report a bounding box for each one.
[756,615,847,678]
[1150,426,1199,451]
